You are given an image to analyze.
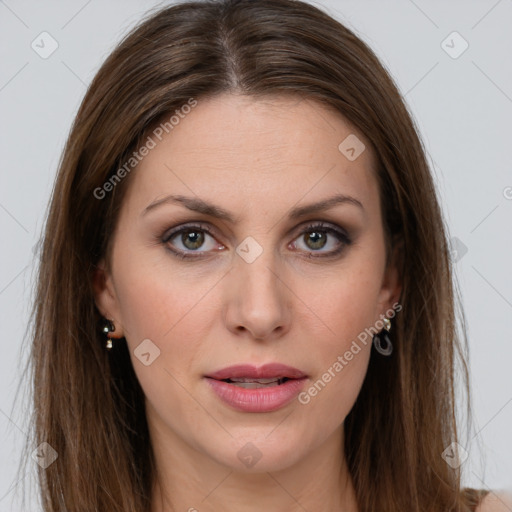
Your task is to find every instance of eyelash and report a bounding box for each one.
[161,221,352,260]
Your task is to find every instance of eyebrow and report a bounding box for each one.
[142,193,364,221]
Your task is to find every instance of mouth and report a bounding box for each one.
[216,377,292,389]
[204,363,308,412]
[204,362,308,382]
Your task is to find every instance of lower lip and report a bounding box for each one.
[205,377,307,413]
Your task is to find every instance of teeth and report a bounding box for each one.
[224,377,290,388]
[229,377,282,384]
[230,381,279,389]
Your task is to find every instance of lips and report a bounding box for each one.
[205,363,307,381]
[204,363,308,412]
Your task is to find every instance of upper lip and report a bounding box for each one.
[205,363,307,380]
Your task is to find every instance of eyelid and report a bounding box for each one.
[162,222,216,243]
[290,221,351,257]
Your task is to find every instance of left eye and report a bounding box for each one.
[291,224,349,255]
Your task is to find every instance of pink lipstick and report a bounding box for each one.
[204,363,308,413]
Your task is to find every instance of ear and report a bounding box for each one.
[92,259,124,338]
[376,237,403,315]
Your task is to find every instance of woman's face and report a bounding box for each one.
[94,93,401,473]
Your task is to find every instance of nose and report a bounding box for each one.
[223,247,292,341]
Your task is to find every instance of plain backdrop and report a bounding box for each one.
[1,0,511,510]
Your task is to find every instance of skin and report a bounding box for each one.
[477,493,512,512]
[94,93,402,512]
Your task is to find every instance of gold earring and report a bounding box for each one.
[102,319,115,350]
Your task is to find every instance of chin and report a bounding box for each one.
[206,431,309,473]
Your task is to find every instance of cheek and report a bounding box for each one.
[296,286,373,435]
[113,247,218,344]
[112,251,223,394]
[112,264,214,426]
[299,346,370,444]
[293,264,381,421]
[306,264,383,351]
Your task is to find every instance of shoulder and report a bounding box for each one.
[475,491,512,512]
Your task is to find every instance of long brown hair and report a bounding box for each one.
[19,0,488,510]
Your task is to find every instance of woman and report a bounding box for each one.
[22,0,507,510]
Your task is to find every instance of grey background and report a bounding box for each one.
[1,0,511,510]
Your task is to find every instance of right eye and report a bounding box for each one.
[162,223,225,259]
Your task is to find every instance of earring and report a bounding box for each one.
[102,319,115,350]
[373,317,393,356]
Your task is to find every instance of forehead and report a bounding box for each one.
[123,93,379,219]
